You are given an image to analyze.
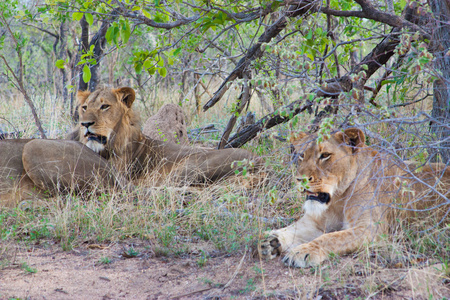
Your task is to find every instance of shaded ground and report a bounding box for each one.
[1,241,449,299]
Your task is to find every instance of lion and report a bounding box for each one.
[0,139,126,206]
[0,87,261,206]
[259,128,450,268]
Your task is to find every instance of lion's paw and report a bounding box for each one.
[259,234,282,260]
[282,243,327,268]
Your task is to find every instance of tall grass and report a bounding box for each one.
[0,84,449,298]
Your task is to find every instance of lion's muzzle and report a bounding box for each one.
[85,132,107,145]
[306,192,330,204]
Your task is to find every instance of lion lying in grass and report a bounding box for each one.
[0,87,261,206]
[259,128,450,268]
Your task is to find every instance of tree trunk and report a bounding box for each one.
[78,15,89,92]
[59,20,68,105]
[218,73,251,149]
[194,73,201,115]
[89,20,109,91]
[429,0,450,162]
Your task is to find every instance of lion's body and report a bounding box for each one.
[0,139,123,206]
[0,87,260,206]
[70,87,259,185]
[260,129,450,268]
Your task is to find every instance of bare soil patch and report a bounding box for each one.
[1,241,448,299]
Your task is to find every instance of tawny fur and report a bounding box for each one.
[0,87,262,206]
[260,128,450,268]
[0,87,261,206]
[69,87,260,184]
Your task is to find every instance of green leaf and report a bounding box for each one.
[158,67,167,77]
[135,63,143,74]
[173,47,182,56]
[120,20,131,44]
[82,64,91,83]
[419,57,430,65]
[112,26,120,44]
[85,13,93,26]
[143,59,152,69]
[55,59,65,69]
[142,9,151,19]
[105,25,114,43]
[72,12,83,21]
[132,6,141,11]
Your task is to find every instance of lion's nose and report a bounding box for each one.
[81,122,95,129]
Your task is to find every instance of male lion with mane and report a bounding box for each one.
[0,87,261,206]
[259,128,450,268]
[69,87,261,184]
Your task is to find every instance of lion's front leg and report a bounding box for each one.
[282,225,369,268]
[259,215,324,260]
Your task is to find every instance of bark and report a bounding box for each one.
[78,15,89,92]
[429,0,450,162]
[194,73,201,115]
[69,48,77,122]
[225,99,313,149]
[59,20,68,105]
[88,19,109,91]
[179,70,188,103]
[218,73,251,149]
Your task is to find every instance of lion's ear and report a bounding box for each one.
[77,90,91,105]
[115,87,135,108]
[336,128,365,152]
[289,132,307,153]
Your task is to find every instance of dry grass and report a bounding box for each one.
[1,86,449,299]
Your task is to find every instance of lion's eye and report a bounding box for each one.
[100,104,110,110]
[320,153,331,160]
[81,105,87,112]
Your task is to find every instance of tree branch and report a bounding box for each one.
[225,99,313,148]
[0,12,46,139]
[117,7,202,30]
[22,22,59,39]
[225,2,427,147]
[320,0,431,40]
[203,0,319,111]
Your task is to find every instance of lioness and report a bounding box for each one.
[0,87,260,206]
[259,128,450,268]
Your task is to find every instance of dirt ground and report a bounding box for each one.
[1,241,449,300]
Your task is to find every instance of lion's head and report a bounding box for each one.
[74,87,142,158]
[291,128,370,217]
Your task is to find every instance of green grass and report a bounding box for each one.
[98,256,112,265]
[20,262,37,274]
[0,179,285,256]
